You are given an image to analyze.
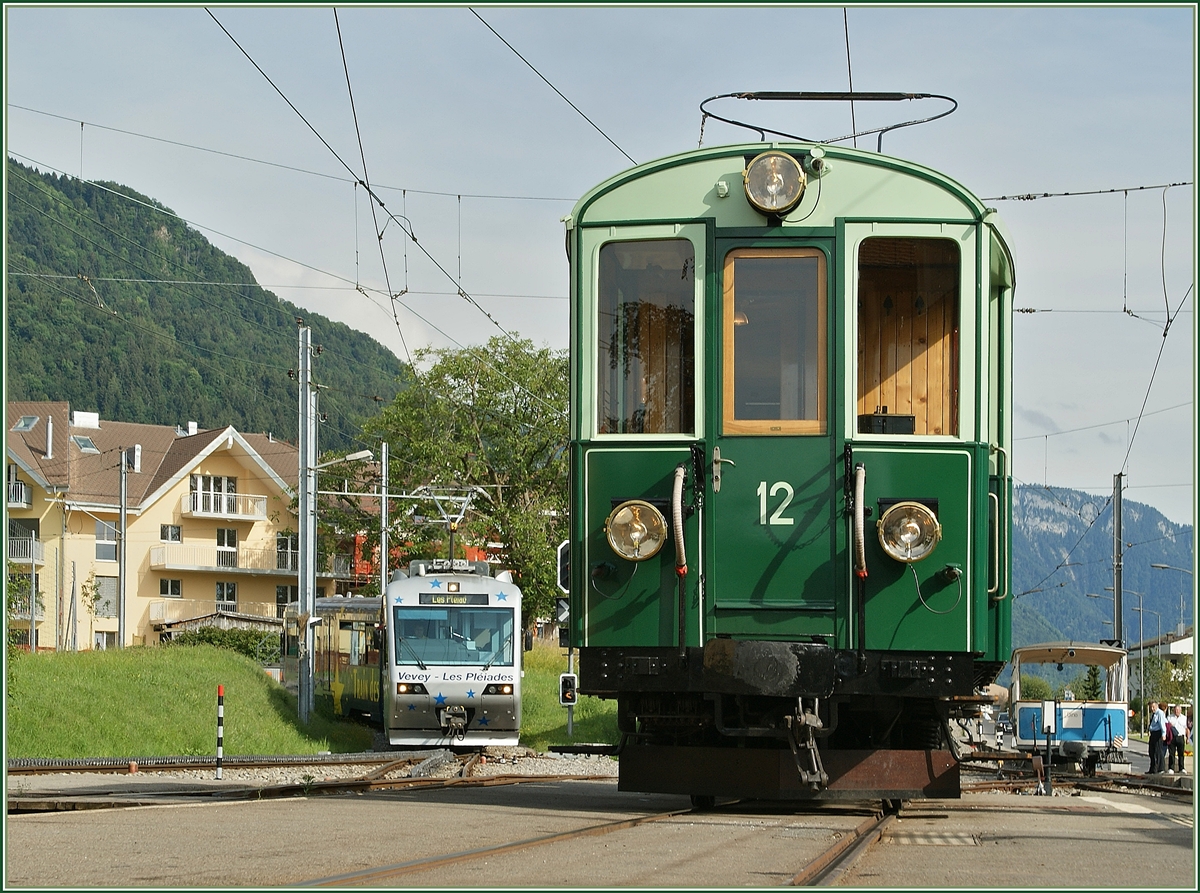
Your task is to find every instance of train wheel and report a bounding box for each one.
[690,794,716,811]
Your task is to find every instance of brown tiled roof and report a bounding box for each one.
[243,433,299,489]
[6,402,298,509]
[6,401,71,488]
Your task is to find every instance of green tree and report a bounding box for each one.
[360,336,568,624]
[1020,674,1052,700]
[6,562,44,651]
[1139,653,1193,706]
[1078,665,1104,700]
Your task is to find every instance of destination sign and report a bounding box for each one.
[419,593,489,606]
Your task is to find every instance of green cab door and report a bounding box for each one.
[706,244,840,640]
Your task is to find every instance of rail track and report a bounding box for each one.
[296,799,895,887]
[5,750,616,814]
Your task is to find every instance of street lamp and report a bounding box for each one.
[298,448,374,724]
[1150,563,1192,636]
[316,450,373,469]
[1133,606,1162,658]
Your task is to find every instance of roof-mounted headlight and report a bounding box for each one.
[604,500,667,562]
[744,151,806,215]
[877,501,942,563]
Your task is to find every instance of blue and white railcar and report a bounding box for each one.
[384,559,523,747]
[1009,642,1129,774]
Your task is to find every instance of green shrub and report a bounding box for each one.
[168,627,280,663]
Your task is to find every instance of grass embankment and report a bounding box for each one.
[5,640,617,759]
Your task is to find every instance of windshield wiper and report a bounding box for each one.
[482,632,513,672]
[397,636,428,671]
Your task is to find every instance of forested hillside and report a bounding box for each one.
[6,157,407,448]
[1011,484,1193,647]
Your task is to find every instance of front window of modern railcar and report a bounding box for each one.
[856,237,960,436]
[393,607,516,667]
[596,240,695,434]
[722,248,827,434]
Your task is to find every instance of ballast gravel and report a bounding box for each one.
[9,747,618,793]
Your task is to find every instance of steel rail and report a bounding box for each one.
[788,812,893,886]
[6,752,404,775]
[296,804,696,887]
[6,771,618,815]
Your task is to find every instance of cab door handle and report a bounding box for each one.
[713,446,736,492]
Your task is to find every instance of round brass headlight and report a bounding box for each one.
[744,151,807,215]
[604,500,668,562]
[877,501,942,563]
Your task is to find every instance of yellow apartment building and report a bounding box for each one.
[6,401,354,650]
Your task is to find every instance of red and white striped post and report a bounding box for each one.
[216,684,225,780]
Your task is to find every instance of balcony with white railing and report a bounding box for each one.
[149,598,282,627]
[149,544,352,578]
[8,537,45,566]
[180,491,269,521]
[8,480,32,508]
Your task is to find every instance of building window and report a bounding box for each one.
[276,584,298,618]
[160,579,182,598]
[191,474,237,513]
[72,435,100,454]
[160,524,181,543]
[216,581,237,608]
[276,533,298,570]
[94,576,118,618]
[217,528,237,567]
[96,521,118,561]
[94,631,117,650]
[12,415,39,432]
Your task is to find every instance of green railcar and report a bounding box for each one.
[564,138,1014,805]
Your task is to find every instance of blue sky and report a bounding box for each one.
[4,4,1195,526]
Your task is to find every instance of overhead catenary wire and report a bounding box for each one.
[206,9,535,361]
[10,152,552,417]
[8,166,402,389]
[843,9,857,149]
[469,8,635,166]
[1013,401,1190,441]
[982,181,1192,201]
[8,102,576,202]
[333,7,413,370]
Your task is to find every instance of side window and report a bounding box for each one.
[597,239,695,434]
[857,237,960,436]
[723,248,827,434]
[95,521,118,561]
[94,576,118,617]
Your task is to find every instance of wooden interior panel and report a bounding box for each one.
[857,238,959,436]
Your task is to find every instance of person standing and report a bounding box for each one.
[1147,701,1166,774]
[1166,704,1188,773]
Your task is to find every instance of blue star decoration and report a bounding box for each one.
[477,715,490,726]
[466,689,476,699]
[429,579,443,589]
[393,595,405,604]
[408,703,417,711]
[495,591,507,601]
[434,692,447,706]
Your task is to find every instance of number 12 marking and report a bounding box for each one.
[757,481,795,525]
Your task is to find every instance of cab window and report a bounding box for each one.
[722,247,827,435]
[597,240,695,434]
[857,237,960,436]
